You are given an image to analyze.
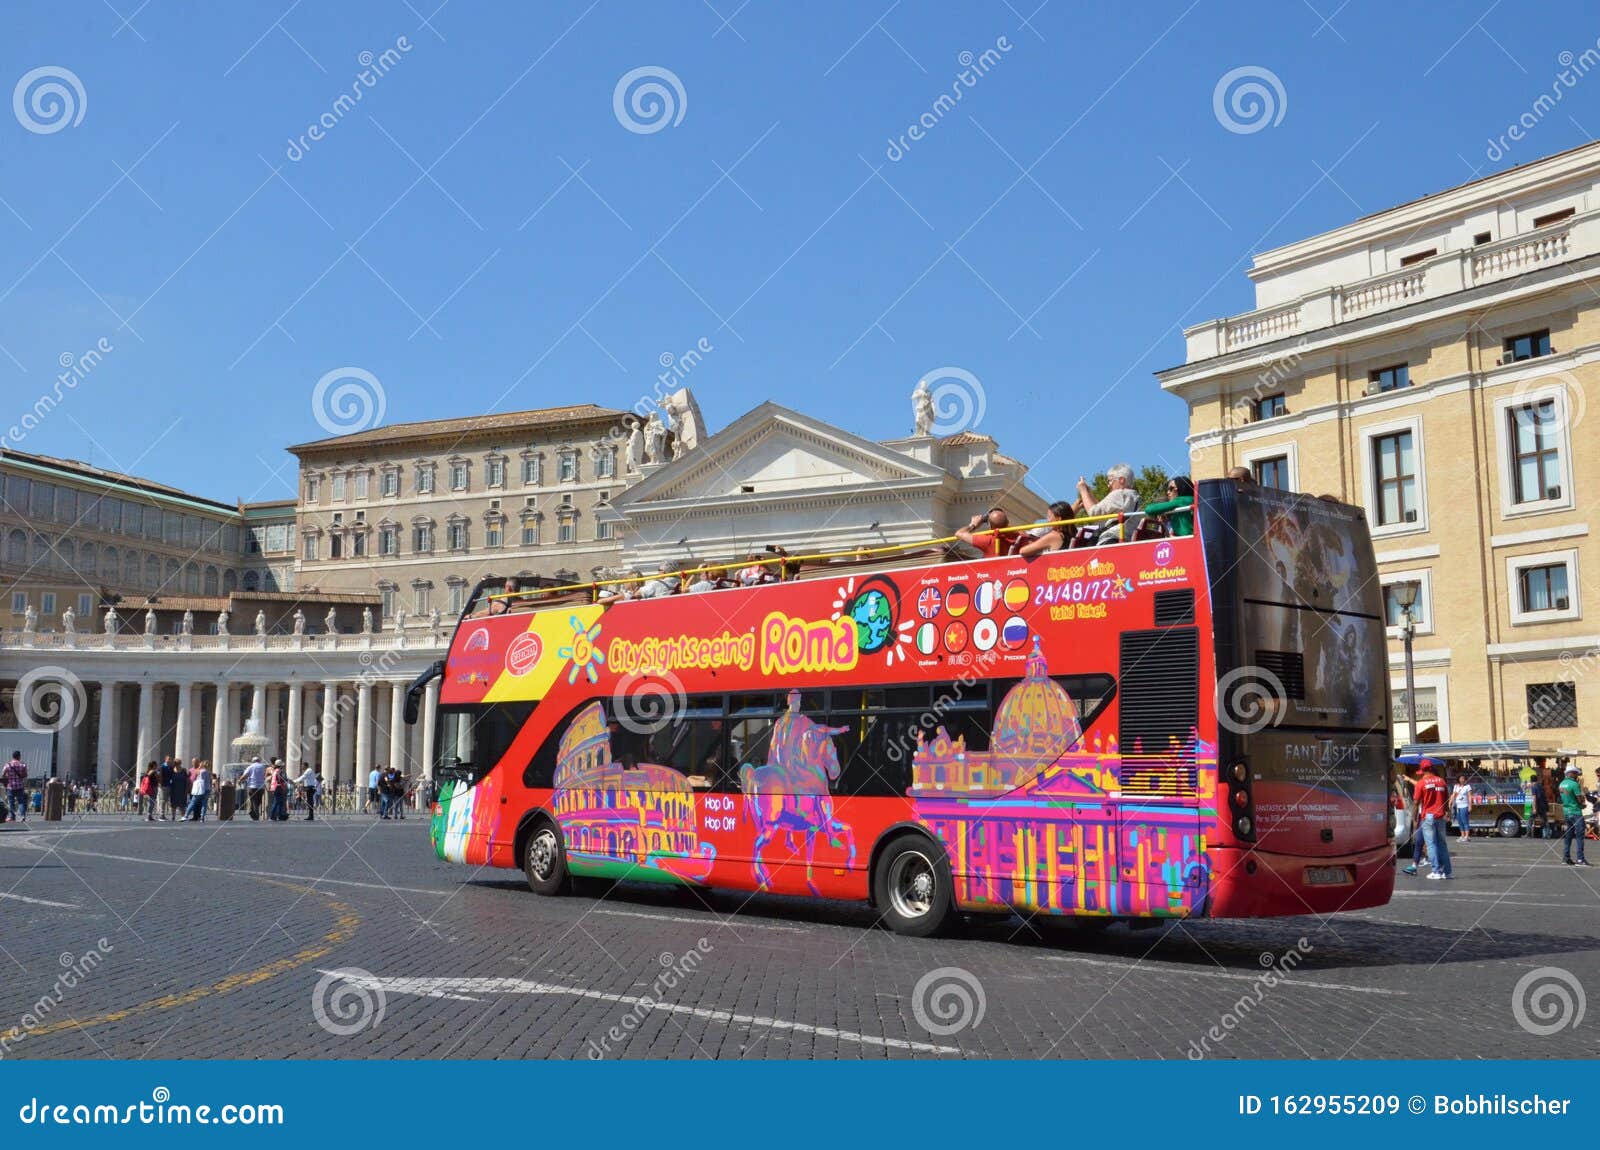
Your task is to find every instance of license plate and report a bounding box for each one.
[1306,866,1353,886]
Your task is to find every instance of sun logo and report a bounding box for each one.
[559,615,605,685]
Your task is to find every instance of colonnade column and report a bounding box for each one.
[285,683,303,770]
[420,678,439,787]
[265,686,281,760]
[250,682,267,739]
[319,682,339,787]
[355,681,373,784]
[388,682,406,773]
[174,681,194,763]
[134,681,155,775]
[96,682,118,788]
[211,683,230,771]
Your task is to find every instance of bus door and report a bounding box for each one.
[1114,624,1208,916]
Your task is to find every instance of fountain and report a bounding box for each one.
[227,716,269,781]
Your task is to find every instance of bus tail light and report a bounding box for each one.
[1226,759,1255,842]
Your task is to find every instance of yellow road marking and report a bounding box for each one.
[3,878,359,1042]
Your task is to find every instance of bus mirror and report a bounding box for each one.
[403,660,444,725]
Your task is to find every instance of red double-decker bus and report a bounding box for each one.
[413,479,1395,935]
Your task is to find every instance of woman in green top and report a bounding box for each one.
[1141,475,1195,537]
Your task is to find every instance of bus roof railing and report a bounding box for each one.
[473,509,1134,613]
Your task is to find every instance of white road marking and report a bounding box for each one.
[34,847,455,898]
[0,891,81,909]
[317,970,963,1053]
[591,907,806,933]
[1038,954,1404,995]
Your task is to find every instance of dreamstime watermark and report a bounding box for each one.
[1511,967,1585,1036]
[304,648,407,750]
[610,670,687,735]
[13,66,86,134]
[1183,938,1313,1058]
[910,967,986,1036]
[285,36,414,161]
[311,967,386,1036]
[1506,367,1587,439]
[1485,40,1600,163]
[1215,664,1288,735]
[311,367,387,435]
[1,338,115,450]
[17,1088,283,1126]
[884,36,1013,162]
[0,940,113,1058]
[917,366,986,435]
[613,66,686,134]
[884,649,1002,766]
[1225,337,1307,430]
[1212,65,1287,134]
[584,939,713,1058]
[11,666,88,733]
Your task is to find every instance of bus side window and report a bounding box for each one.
[829,709,914,797]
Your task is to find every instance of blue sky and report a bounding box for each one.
[4,0,1598,508]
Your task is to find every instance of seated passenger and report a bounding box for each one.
[1226,465,1253,483]
[634,562,683,599]
[1018,501,1077,558]
[686,566,720,593]
[1140,476,1196,537]
[1076,463,1140,521]
[954,508,1011,558]
[597,570,643,602]
[735,553,781,586]
[487,577,519,615]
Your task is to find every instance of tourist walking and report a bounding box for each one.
[1414,757,1453,881]
[266,761,290,821]
[185,761,212,821]
[1561,764,1590,866]
[297,764,320,821]
[4,751,28,823]
[1451,774,1474,840]
[139,765,160,820]
[239,756,266,820]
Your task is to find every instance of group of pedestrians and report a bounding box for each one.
[236,756,323,821]
[365,765,410,820]
[136,757,214,821]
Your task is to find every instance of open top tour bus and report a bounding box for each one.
[412,479,1395,936]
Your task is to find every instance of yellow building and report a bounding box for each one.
[1157,142,1600,759]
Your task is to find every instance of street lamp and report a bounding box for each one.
[1391,581,1419,747]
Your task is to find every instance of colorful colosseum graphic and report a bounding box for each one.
[911,638,1216,917]
[552,701,717,883]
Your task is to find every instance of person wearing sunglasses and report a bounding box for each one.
[1139,475,1196,537]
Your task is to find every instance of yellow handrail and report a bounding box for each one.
[481,511,1127,603]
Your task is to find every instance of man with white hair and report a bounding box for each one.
[1077,464,1140,519]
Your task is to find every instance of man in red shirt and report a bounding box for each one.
[956,508,1012,558]
[1412,757,1453,880]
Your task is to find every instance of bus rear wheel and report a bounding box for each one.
[873,835,953,937]
[524,820,569,896]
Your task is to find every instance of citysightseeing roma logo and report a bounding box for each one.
[602,611,858,679]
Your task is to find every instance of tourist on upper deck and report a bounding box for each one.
[1226,466,1253,482]
[635,562,684,599]
[1140,476,1196,537]
[686,566,721,593]
[1017,502,1077,558]
[1077,464,1140,523]
[955,508,1012,558]
[735,554,771,586]
[488,578,519,614]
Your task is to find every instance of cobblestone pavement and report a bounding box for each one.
[0,815,1595,1060]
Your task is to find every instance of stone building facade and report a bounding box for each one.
[287,404,636,616]
[1157,141,1600,754]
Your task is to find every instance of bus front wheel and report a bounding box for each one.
[524,820,569,896]
[873,835,954,937]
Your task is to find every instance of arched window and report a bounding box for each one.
[183,563,199,594]
[102,546,118,581]
[222,569,238,594]
[242,570,260,592]
[144,556,159,588]
[5,529,24,565]
[163,559,179,589]
[55,540,73,571]
[123,552,138,586]
[203,566,219,596]
[33,535,49,568]
[79,543,95,578]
